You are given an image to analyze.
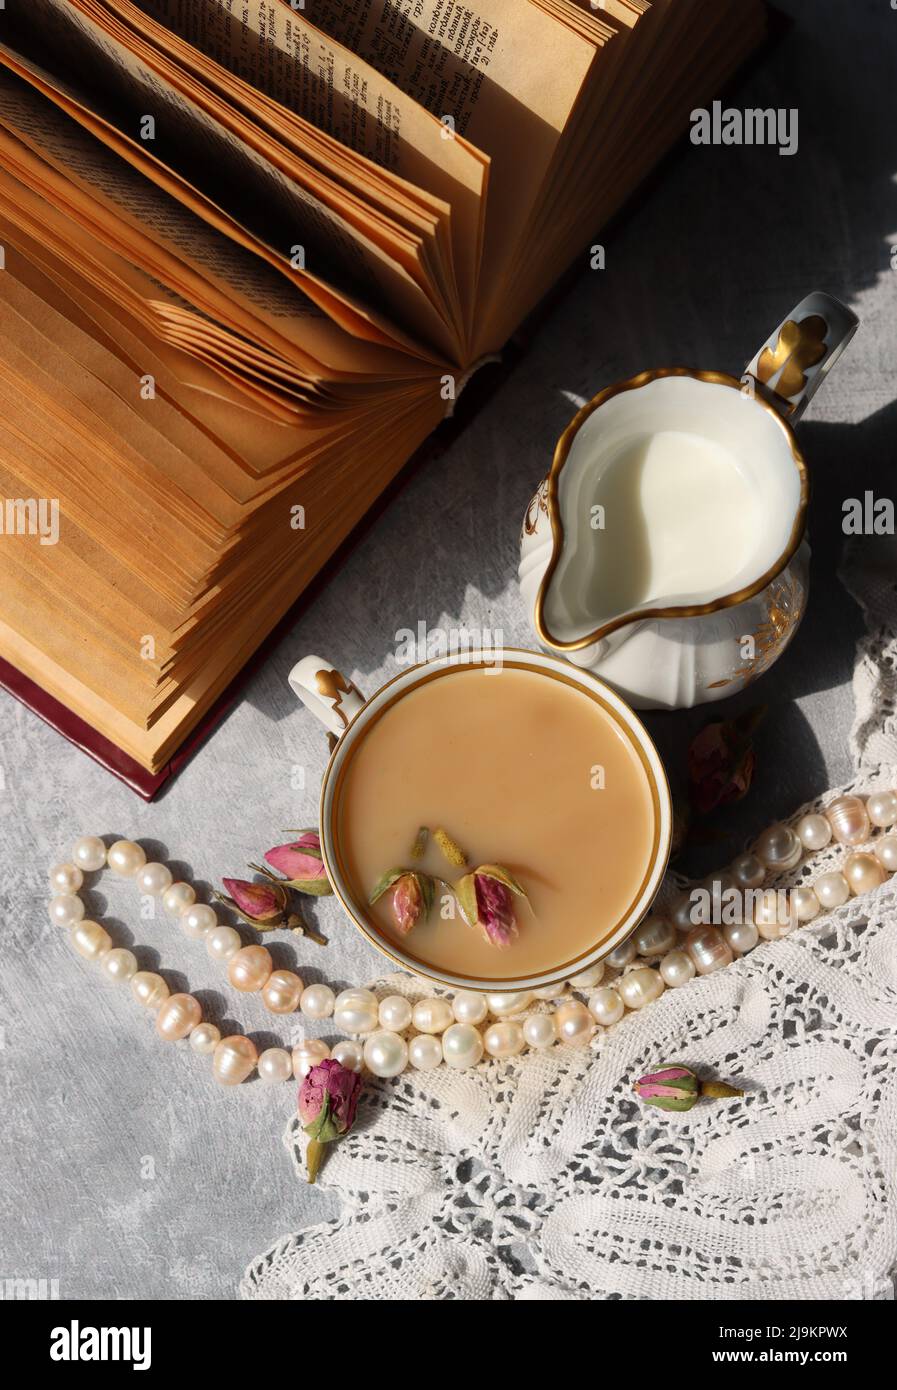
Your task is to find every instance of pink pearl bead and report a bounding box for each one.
[825,795,870,847]
[227,944,273,992]
[261,968,304,1013]
[685,925,733,975]
[843,852,886,896]
[156,993,202,1041]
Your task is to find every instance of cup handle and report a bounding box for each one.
[288,655,366,740]
[743,291,858,423]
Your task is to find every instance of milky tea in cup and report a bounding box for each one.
[304,653,671,989]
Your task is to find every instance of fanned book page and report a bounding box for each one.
[0,0,767,790]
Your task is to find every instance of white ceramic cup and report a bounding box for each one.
[288,648,672,991]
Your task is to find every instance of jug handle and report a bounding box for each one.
[288,655,366,741]
[743,291,858,423]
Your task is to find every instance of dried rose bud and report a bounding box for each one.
[299,1058,362,1183]
[369,868,435,934]
[633,1064,743,1112]
[688,707,765,817]
[456,864,528,949]
[261,831,332,896]
[215,877,305,933]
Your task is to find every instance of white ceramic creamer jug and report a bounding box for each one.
[519,292,858,708]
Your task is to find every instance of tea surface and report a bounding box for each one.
[335,665,658,980]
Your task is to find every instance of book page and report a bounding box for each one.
[0,68,423,383]
[0,0,455,355]
[302,0,595,291]
[133,0,488,347]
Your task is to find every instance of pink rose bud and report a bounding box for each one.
[299,1058,363,1183]
[369,868,435,934]
[263,831,332,896]
[215,877,306,933]
[633,1064,743,1111]
[222,877,283,921]
[456,864,529,949]
[687,708,764,817]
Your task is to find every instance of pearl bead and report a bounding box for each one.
[875,833,897,872]
[331,1039,364,1073]
[791,885,820,922]
[181,903,216,939]
[486,991,534,1018]
[363,1030,408,1078]
[213,1035,257,1085]
[705,871,737,897]
[378,994,413,1032]
[523,1012,557,1049]
[606,939,637,970]
[258,1047,293,1083]
[753,889,795,941]
[206,925,241,963]
[334,988,380,1035]
[825,795,870,847]
[48,894,85,928]
[292,1039,330,1078]
[669,892,697,931]
[814,871,850,910]
[189,1022,220,1055]
[795,813,832,851]
[731,852,765,890]
[685,925,734,974]
[300,983,335,1020]
[867,790,897,828]
[451,990,488,1025]
[50,862,83,894]
[634,915,676,956]
[136,862,173,897]
[754,823,802,872]
[411,997,454,1034]
[617,966,665,1010]
[843,852,886,896]
[659,947,697,985]
[261,969,303,1014]
[723,921,759,955]
[588,986,624,1026]
[72,836,107,872]
[107,839,146,877]
[484,1020,526,1058]
[442,1022,484,1069]
[101,947,138,983]
[227,944,273,993]
[567,963,604,989]
[555,999,595,1045]
[162,881,196,916]
[69,920,111,961]
[130,971,169,1009]
[533,982,566,999]
[408,1033,443,1070]
[155,991,201,1038]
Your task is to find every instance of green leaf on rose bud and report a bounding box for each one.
[454,872,478,927]
[369,868,406,905]
[418,871,436,917]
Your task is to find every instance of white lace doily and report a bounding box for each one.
[242,546,897,1302]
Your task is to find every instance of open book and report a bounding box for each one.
[0,0,766,783]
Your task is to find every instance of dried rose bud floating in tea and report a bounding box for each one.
[335,666,657,981]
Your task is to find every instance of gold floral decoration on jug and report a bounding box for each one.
[707,572,805,690]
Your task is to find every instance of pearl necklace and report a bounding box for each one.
[48,792,897,1084]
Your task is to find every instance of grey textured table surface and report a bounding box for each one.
[2,0,895,1301]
